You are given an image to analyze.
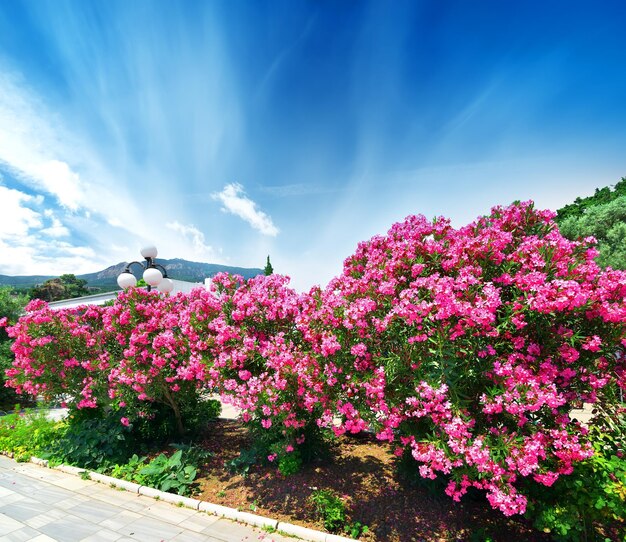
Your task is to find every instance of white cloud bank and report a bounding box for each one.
[0,185,42,237]
[165,221,220,261]
[0,67,168,275]
[212,183,279,236]
[0,185,94,275]
[0,72,86,212]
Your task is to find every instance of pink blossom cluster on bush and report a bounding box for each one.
[180,273,326,469]
[299,201,626,515]
[5,299,109,408]
[6,289,208,434]
[102,288,209,435]
[3,201,625,516]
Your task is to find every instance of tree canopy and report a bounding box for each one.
[556,177,626,221]
[556,177,626,270]
[30,274,90,302]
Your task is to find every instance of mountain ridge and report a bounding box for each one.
[0,258,264,291]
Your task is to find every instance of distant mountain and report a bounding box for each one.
[0,258,263,292]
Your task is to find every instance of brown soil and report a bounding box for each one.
[192,419,549,542]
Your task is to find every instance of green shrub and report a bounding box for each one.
[137,449,197,495]
[225,446,259,477]
[45,408,135,470]
[247,420,332,477]
[0,408,60,461]
[180,397,221,436]
[277,449,302,476]
[309,489,347,532]
[309,488,368,537]
[129,398,221,445]
[0,287,31,410]
[108,444,211,496]
[109,453,147,481]
[525,404,626,541]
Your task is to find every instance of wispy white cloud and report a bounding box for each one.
[166,221,220,261]
[0,185,95,275]
[0,72,86,211]
[0,185,42,237]
[10,239,98,276]
[31,160,84,211]
[0,65,174,274]
[41,215,70,238]
[212,183,279,236]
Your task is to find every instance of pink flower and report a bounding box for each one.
[238,370,252,381]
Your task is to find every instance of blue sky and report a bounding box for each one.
[0,1,625,290]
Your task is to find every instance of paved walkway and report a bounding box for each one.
[0,455,292,542]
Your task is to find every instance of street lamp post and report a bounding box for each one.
[116,245,174,293]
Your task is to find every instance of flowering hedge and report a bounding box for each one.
[300,202,626,515]
[102,288,208,434]
[181,273,327,473]
[6,291,209,434]
[5,299,109,408]
[3,201,625,517]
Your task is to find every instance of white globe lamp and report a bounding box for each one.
[158,278,174,293]
[143,267,163,287]
[117,272,137,289]
[140,245,158,259]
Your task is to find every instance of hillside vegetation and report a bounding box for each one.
[556,176,626,270]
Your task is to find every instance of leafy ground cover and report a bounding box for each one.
[0,410,543,541]
[1,407,624,541]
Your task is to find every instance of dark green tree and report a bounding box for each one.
[30,274,90,302]
[264,255,274,276]
[555,177,626,270]
[556,177,626,221]
[59,274,90,298]
[0,286,30,409]
[30,279,65,302]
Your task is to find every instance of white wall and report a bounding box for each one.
[48,279,205,310]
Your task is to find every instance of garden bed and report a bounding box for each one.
[191,419,548,542]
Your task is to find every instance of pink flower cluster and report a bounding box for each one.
[180,273,326,455]
[4,201,625,516]
[297,202,626,515]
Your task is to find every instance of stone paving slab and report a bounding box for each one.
[0,455,295,542]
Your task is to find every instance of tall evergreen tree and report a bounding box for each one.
[264,255,274,276]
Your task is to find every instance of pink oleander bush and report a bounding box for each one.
[5,290,214,436]
[3,201,625,520]
[102,288,210,435]
[299,201,626,515]
[182,273,327,474]
[5,299,109,407]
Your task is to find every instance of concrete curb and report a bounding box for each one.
[89,472,142,493]
[325,534,359,542]
[55,464,86,476]
[30,456,49,467]
[18,456,359,542]
[138,485,201,510]
[274,521,326,541]
[198,500,241,521]
[231,510,278,530]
